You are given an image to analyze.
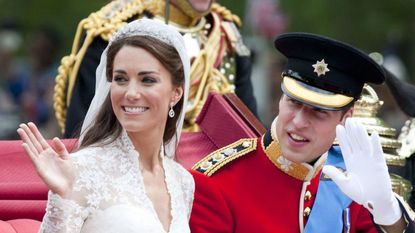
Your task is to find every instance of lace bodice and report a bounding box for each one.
[39,131,194,233]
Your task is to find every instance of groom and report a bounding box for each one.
[190,32,415,233]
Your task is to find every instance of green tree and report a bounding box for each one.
[279,0,415,81]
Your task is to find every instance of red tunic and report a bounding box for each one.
[189,131,377,233]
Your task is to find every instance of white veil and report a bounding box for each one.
[79,18,190,158]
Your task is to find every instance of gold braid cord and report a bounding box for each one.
[54,0,154,134]
[211,3,241,27]
[184,12,233,131]
[183,3,243,131]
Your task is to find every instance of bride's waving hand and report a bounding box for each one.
[17,122,75,197]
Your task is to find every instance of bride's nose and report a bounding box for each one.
[125,83,141,100]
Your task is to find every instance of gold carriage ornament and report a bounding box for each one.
[352,84,412,201]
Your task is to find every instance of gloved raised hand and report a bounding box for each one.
[323,118,401,225]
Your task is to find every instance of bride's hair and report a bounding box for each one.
[79,35,184,149]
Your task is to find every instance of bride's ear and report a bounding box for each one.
[171,86,183,104]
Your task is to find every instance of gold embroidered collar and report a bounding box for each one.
[261,119,327,181]
[155,0,202,27]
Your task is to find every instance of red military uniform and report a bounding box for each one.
[190,128,378,233]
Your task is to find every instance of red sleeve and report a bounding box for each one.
[349,202,378,233]
[189,170,234,233]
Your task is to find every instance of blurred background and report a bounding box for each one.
[0,0,414,139]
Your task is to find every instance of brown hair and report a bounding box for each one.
[79,35,185,150]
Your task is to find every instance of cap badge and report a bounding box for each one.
[312,59,330,77]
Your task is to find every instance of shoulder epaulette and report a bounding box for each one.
[81,0,154,41]
[211,3,241,27]
[192,138,257,176]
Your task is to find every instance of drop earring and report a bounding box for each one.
[169,103,175,118]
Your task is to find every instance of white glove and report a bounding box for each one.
[323,118,401,225]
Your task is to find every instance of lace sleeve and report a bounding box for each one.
[39,192,89,233]
[38,151,92,233]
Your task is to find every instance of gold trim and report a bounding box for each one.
[283,76,353,108]
[262,137,311,181]
[163,1,197,26]
[211,3,241,27]
[262,122,326,181]
[169,0,211,21]
[154,15,207,33]
[184,12,233,130]
[192,138,257,176]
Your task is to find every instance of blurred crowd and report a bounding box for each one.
[0,21,61,139]
[0,0,413,139]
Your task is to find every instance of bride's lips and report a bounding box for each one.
[122,106,149,114]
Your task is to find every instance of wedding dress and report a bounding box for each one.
[39,130,194,233]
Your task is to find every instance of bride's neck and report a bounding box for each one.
[127,131,164,171]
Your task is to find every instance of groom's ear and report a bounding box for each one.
[340,107,354,125]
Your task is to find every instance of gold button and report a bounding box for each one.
[303,207,311,217]
[304,191,312,201]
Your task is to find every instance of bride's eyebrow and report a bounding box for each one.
[137,71,159,76]
[113,70,160,76]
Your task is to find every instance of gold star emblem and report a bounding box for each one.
[312,59,330,77]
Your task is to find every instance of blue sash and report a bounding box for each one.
[304,146,353,233]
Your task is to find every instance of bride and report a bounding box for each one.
[17,18,193,233]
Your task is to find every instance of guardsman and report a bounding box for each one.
[190,32,415,233]
[55,0,256,137]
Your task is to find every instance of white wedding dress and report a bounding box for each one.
[39,130,194,233]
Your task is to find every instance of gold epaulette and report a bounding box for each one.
[81,0,162,41]
[54,0,163,133]
[211,3,241,27]
[192,138,257,176]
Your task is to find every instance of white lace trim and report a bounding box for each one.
[39,131,194,233]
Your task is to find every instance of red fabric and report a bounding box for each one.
[0,139,76,222]
[0,220,15,233]
[189,136,377,233]
[197,93,259,148]
[176,132,217,169]
[176,93,262,169]
[0,219,41,233]
[0,200,46,221]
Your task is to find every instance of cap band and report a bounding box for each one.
[282,76,354,110]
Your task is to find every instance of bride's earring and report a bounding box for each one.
[168,103,175,118]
